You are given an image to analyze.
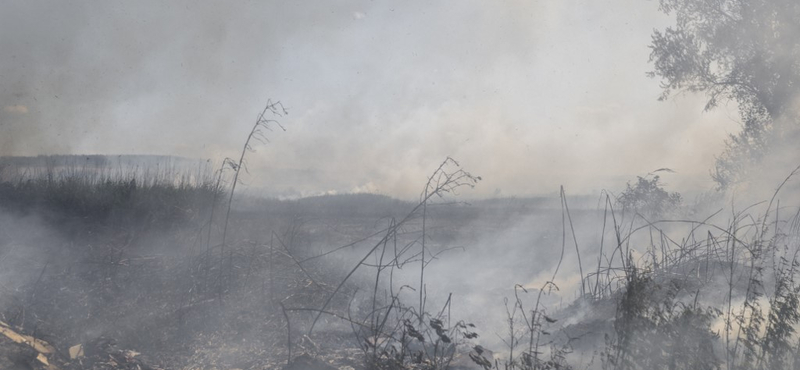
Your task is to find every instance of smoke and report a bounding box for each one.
[1,0,741,198]
[3,3,800,368]
[0,211,53,292]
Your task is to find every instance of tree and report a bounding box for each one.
[648,0,800,188]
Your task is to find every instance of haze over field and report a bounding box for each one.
[2,1,800,370]
[0,0,741,198]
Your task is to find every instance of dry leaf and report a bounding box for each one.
[0,321,55,354]
[36,353,49,366]
[69,344,84,359]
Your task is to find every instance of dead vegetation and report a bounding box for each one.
[2,103,800,370]
[2,152,800,370]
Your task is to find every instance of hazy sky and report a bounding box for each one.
[0,0,740,198]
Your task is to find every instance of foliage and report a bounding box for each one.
[710,117,771,189]
[603,268,721,370]
[759,251,800,370]
[649,0,800,117]
[616,175,682,219]
[648,0,800,189]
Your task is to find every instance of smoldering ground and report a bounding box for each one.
[2,0,800,369]
[1,154,800,369]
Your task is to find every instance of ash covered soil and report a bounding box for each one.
[0,191,569,370]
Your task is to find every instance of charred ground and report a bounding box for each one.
[1,157,800,370]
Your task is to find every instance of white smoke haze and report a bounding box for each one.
[2,1,800,370]
[0,0,741,198]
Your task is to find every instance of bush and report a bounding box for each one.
[604,268,721,370]
[616,175,681,219]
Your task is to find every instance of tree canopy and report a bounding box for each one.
[648,0,800,188]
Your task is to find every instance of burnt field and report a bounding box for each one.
[1,157,799,370]
[3,1,800,369]
[0,159,570,370]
